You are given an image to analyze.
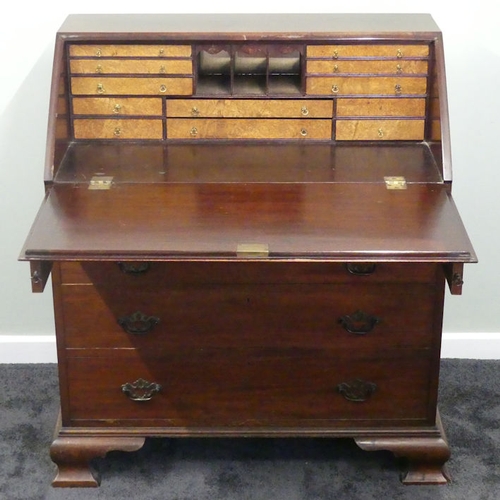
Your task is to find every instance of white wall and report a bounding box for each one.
[1,1,499,361]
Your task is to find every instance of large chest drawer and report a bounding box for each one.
[65,348,434,427]
[59,282,440,350]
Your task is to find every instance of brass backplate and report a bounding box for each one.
[89,176,113,190]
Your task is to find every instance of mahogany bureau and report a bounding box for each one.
[20,14,476,487]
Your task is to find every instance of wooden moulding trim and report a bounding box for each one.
[57,425,443,439]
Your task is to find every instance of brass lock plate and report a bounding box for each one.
[384,176,407,190]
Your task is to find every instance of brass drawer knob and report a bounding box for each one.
[396,48,403,58]
[95,48,102,57]
[394,84,402,95]
[190,127,198,137]
[339,309,381,335]
[377,128,384,138]
[96,83,105,94]
[122,378,162,402]
[159,65,166,73]
[300,128,308,137]
[118,311,160,335]
[331,84,339,93]
[396,64,402,74]
[159,48,165,56]
[337,379,377,402]
[191,106,200,116]
[95,64,103,74]
[159,84,167,93]
[301,106,309,116]
[113,104,122,114]
[113,127,121,137]
[332,49,339,59]
[333,64,339,73]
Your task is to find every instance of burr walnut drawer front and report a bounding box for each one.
[306,77,427,96]
[59,282,439,350]
[69,59,193,75]
[72,97,163,116]
[336,119,425,141]
[166,118,331,139]
[64,348,433,427]
[69,44,192,58]
[166,99,333,118]
[306,45,429,58]
[306,59,428,75]
[73,119,163,139]
[70,77,192,95]
[336,98,426,117]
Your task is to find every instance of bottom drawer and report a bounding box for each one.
[65,348,433,428]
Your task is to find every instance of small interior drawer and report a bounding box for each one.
[306,76,427,96]
[166,99,333,118]
[72,97,163,116]
[73,119,163,139]
[71,77,193,96]
[306,60,428,75]
[69,44,192,58]
[166,118,332,140]
[335,119,425,140]
[306,44,429,58]
[70,59,193,75]
[336,98,426,117]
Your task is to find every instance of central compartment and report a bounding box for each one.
[196,44,303,96]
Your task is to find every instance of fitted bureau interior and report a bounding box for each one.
[52,38,445,184]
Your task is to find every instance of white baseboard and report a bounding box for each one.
[0,335,58,363]
[1,333,500,363]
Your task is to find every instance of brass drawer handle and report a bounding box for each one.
[190,127,198,137]
[301,106,309,116]
[118,311,160,335]
[118,262,150,274]
[346,263,377,276]
[339,310,381,335]
[113,104,122,114]
[159,84,167,93]
[337,379,377,402]
[331,84,339,93]
[113,127,121,137]
[159,48,165,56]
[300,128,308,137]
[396,64,402,74]
[377,128,384,138]
[333,64,339,73]
[159,65,166,73]
[332,49,339,59]
[191,106,200,116]
[95,64,103,74]
[396,48,403,58]
[122,378,162,402]
[96,83,105,94]
[394,84,402,95]
[95,48,102,57]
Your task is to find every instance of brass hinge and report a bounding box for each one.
[89,176,113,190]
[236,243,269,258]
[384,176,407,190]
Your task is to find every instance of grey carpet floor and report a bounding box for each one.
[1,360,499,500]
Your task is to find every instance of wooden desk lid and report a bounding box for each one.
[21,181,476,263]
